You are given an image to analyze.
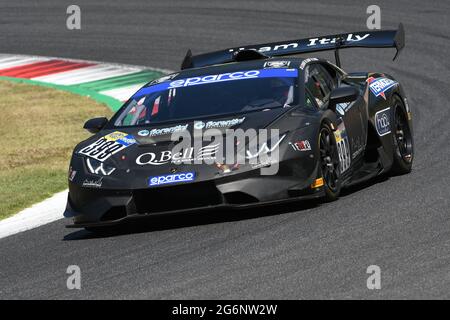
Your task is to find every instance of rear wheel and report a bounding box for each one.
[319,123,341,201]
[391,97,413,175]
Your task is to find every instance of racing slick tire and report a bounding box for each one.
[390,95,414,175]
[319,122,342,202]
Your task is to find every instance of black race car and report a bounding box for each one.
[64,25,414,230]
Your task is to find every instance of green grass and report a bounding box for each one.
[0,80,112,219]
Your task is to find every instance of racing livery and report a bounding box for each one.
[64,25,414,230]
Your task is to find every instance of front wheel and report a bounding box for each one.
[390,97,414,175]
[319,122,341,201]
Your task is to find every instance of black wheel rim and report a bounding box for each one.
[394,106,413,163]
[319,127,340,192]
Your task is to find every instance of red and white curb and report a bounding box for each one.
[0,53,170,106]
[0,53,172,239]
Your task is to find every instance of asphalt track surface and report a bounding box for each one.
[0,0,449,299]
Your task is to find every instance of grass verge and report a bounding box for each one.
[0,80,112,220]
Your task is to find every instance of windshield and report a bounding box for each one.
[113,68,298,127]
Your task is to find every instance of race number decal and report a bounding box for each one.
[79,131,136,162]
[334,122,351,173]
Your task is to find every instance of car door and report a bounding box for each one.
[306,63,367,160]
[330,75,366,162]
[305,63,366,170]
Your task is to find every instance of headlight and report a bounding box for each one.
[85,158,116,176]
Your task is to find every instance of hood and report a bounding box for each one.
[74,108,295,189]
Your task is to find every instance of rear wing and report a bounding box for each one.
[181,23,405,70]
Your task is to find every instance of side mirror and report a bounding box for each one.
[329,86,359,110]
[83,117,108,134]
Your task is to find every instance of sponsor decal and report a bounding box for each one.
[82,177,103,188]
[335,102,352,116]
[68,166,76,182]
[78,131,136,162]
[226,34,370,55]
[169,70,260,88]
[194,117,245,130]
[351,136,365,160]
[229,43,301,54]
[133,69,298,99]
[136,144,220,166]
[245,134,286,159]
[85,158,116,176]
[150,73,179,85]
[250,159,278,170]
[334,121,351,173]
[132,128,285,175]
[307,33,370,47]
[367,77,397,100]
[168,69,298,89]
[138,130,150,137]
[352,146,364,159]
[148,172,195,187]
[299,58,318,70]
[289,140,312,151]
[147,124,189,137]
[375,107,391,136]
[194,122,205,130]
[103,131,136,145]
[264,61,291,68]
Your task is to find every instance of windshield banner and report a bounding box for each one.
[132,68,298,99]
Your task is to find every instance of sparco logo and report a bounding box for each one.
[375,107,391,136]
[169,71,260,88]
[148,172,195,186]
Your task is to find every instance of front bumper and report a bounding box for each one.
[64,167,323,228]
